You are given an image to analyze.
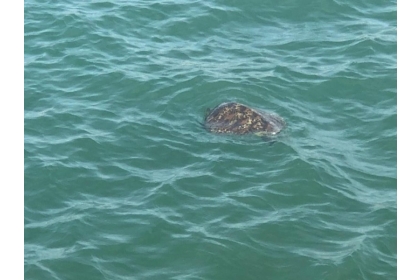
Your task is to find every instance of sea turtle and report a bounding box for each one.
[204,102,286,137]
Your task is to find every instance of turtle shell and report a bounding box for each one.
[204,102,285,136]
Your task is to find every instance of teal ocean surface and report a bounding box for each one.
[24,0,396,279]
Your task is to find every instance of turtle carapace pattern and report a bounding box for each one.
[204,102,285,136]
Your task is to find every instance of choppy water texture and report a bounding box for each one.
[25,0,396,279]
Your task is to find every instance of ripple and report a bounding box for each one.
[25,0,396,279]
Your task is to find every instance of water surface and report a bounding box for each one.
[25,0,397,279]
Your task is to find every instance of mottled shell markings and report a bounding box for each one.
[204,102,285,136]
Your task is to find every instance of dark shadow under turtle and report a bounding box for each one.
[203,102,286,141]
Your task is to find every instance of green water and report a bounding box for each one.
[25,0,396,279]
